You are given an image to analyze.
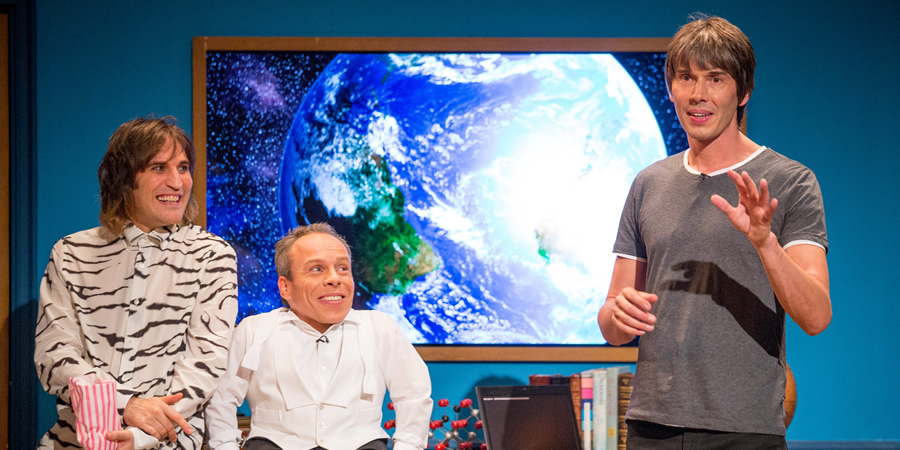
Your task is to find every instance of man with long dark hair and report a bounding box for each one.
[35,116,238,449]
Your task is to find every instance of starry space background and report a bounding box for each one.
[203,49,683,324]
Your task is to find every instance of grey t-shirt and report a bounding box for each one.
[614,147,827,435]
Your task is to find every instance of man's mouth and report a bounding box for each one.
[689,112,711,118]
[320,295,343,302]
[157,194,181,203]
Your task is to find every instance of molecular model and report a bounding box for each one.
[384,398,486,450]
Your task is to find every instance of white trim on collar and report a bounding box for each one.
[682,146,768,177]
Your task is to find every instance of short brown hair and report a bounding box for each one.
[274,223,352,280]
[98,116,197,234]
[666,14,756,124]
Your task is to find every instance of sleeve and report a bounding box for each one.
[167,241,239,420]
[33,241,123,404]
[206,316,254,450]
[376,314,433,450]
[777,168,828,252]
[612,175,647,261]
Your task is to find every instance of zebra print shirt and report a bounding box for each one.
[35,224,238,449]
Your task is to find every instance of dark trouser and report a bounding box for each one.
[244,437,389,450]
[626,420,787,450]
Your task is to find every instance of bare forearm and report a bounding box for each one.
[756,233,831,335]
[597,300,638,346]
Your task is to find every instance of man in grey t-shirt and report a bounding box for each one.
[597,15,831,449]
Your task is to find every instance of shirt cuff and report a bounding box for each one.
[209,442,241,450]
[129,427,160,450]
[392,440,424,450]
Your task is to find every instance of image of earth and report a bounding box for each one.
[278,53,668,344]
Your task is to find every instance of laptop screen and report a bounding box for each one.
[476,384,582,450]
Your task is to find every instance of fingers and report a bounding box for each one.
[163,420,178,444]
[147,414,175,443]
[124,396,189,442]
[757,176,769,206]
[613,288,657,336]
[105,430,131,441]
[106,430,135,450]
[726,170,746,196]
[710,194,733,215]
[740,171,760,200]
[104,430,134,442]
[160,393,193,435]
[164,404,193,436]
[161,392,184,405]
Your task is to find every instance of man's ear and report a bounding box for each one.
[739,91,751,107]
[277,276,290,302]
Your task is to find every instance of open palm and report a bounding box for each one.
[710,170,778,247]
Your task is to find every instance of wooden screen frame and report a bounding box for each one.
[192,37,670,362]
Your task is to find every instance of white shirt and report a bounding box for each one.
[206,308,432,450]
[35,225,238,450]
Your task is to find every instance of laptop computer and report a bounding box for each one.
[476,384,582,450]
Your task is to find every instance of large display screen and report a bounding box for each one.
[196,38,683,358]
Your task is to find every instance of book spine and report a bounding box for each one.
[605,367,619,450]
[570,373,583,441]
[617,372,634,450]
[582,401,592,450]
[592,369,607,450]
[528,374,552,385]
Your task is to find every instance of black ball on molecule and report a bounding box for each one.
[442,415,450,422]
[453,405,461,413]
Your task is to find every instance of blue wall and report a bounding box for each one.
[28,0,900,443]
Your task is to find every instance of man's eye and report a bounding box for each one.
[178,165,190,172]
[311,267,322,272]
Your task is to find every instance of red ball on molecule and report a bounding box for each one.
[481,444,487,450]
[435,444,447,450]
[438,399,449,407]
[383,419,396,429]
[430,420,442,430]
[474,420,483,429]
[388,402,394,410]
[460,398,473,407]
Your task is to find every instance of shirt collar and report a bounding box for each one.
[281,308,359,336]
[122,224,177,250]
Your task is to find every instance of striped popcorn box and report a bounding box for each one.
[68,375,121,450]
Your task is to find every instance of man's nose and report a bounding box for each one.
[690,80,707,103]
[166,167,184,188]
[324,269,342,285]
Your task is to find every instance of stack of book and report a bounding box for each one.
[617,372,634,450]
[529,365,633,450]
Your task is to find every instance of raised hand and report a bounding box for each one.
[123,393,192,443]
[710,170,778,248]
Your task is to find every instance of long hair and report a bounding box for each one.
[98,116,197,234]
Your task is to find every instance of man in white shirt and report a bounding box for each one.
[36,116,238,450]
[206,223,433,450]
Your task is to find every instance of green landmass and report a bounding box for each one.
[348,152,439,295]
